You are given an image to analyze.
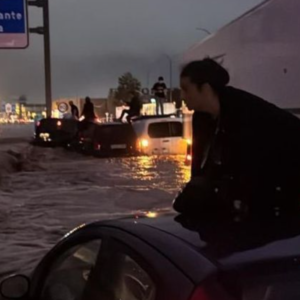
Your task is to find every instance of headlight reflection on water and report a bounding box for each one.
[127,155,191,192]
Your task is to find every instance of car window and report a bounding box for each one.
[40,239,101,300]
[170,122,183,137]
[148,122,171,138]
[95,125,136,143]
[98,251,156,300]
[117,255,156,300]
[80,122,96,139]
[61,120,78,133]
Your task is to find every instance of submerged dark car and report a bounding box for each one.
[73,121,98,154]
[92,122,139,157]
[34,118,79,147]
[2,212,300,300]
[73,121,139,157]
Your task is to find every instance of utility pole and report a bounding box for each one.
[28,0,52,118]
[169,58,173,103]
[164,54,173,102]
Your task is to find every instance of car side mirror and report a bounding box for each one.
[0,275,30,299]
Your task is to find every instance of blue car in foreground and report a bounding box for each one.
[1,212,300,300]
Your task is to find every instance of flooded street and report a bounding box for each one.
[0,145,190,278]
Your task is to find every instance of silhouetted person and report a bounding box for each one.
[118,91,142,123]
[69,101,79,119]
[173,58,300,218]
[152,76,167,115]
[81,97,96,122]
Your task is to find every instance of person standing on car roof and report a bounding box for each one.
[118,91,142,123]
[173,58,300,218]
[81,97,96,122]
[69,101,79,119]
[152,76,167,115]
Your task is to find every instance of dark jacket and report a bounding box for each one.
[175,87,300,216]
[70,104,79,118]
[82,101,96,121]
[129,96,142,114]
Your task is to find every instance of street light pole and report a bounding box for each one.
[146,69,151,89]
[169,57,173,102]
[28,0,52,118]
[163,54,173,102]
[148,54,174,102]
[43,0,52,118]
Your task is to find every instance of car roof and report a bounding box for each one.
[132,114,177,121]
[132,115,182,125]
[97,211,300,270]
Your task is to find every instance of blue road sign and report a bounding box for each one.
[0,0,28,48]
[0,0,26,33]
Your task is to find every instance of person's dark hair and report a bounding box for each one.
[158,76,164,81]
[181,58,230,91]
[85,97,91,103]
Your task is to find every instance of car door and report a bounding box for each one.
[147,122,172,154]
[169,121,185,155]
[93,226,194,300]
[29,225,194,300]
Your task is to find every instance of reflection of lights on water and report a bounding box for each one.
[145,211,158,218]
[126,155,191,189]
[133,156,156,180]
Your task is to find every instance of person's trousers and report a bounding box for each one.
[156,97,165,115]
[119,109,130,120]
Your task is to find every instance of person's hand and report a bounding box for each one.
[173,177,210,214]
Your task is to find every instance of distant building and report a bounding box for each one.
[52,97,109,118]
[182,0,300,109]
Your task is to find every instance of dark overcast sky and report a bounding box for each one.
[0,0,263,103]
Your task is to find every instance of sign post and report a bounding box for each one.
[0,0,29,48]
[28,0,52,118]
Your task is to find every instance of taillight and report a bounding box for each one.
[190,287,210,300]
[95,143,101,150]
[37,121,41,127]
[57,120,62,127]
[190,284,233,300]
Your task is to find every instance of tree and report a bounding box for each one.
[114,72,141,105]
[19,95,27,104]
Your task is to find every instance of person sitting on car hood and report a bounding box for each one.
[118,91,142,123]
[173,58,300,218]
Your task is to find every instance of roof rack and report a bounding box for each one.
[132,114,177,122]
